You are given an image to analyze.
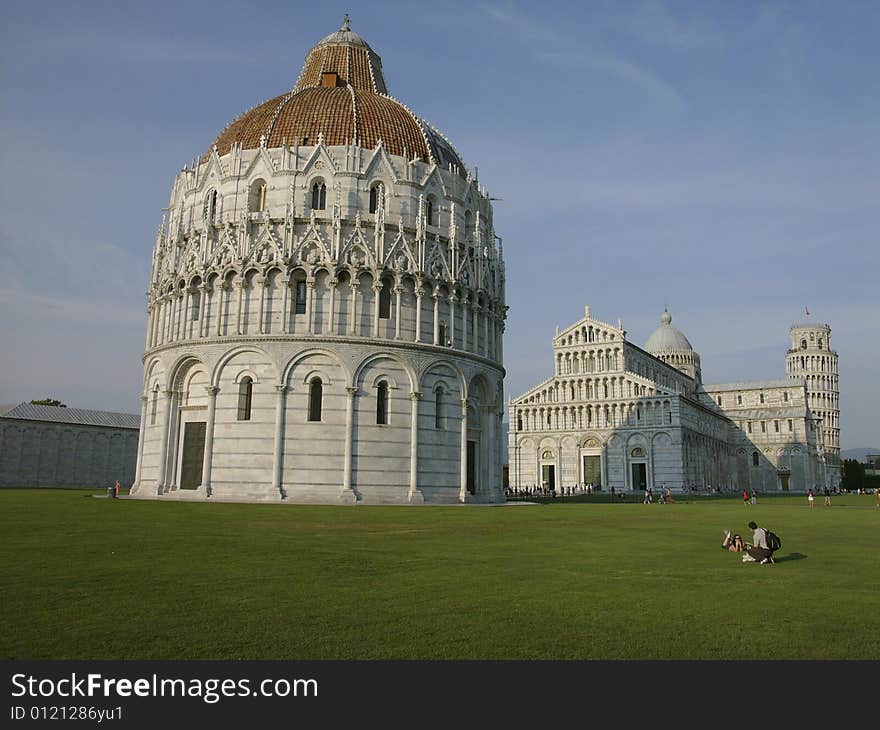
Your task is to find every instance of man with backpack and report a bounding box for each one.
[742,520,780,564]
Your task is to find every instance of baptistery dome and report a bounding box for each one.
[206,16,466,175]
[130,18,506,505]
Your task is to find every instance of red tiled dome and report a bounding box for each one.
[205,18,466,175]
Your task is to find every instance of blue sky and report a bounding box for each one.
[1,0,877,449]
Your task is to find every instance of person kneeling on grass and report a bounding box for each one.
[742,520,774,564]
[721,530,745,552]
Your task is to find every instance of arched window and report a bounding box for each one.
[759,393,765,404]
[237,377,253,421]
[308,378,323,422]
[376,381,389,424]
[203,189,218,222]
[378,277,392,319]
[783,391,789,402]
[250,179,267,212]
[516,413,522,431]
[311,181,326,210]
[737,394,742,405]
[818,338,823,349]
[369,183,383,214]
[752,451,759,467]
[426,196,436,226]
[716,396,722,406]
[439,322,447,346]
[801,339,807,350]
[190,288,200,320]
[435,389,444,429]
[295,279,307,314]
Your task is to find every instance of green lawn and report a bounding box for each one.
[1,489,877,660]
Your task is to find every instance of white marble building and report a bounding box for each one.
[130,19,506,504]
[508,306,834,494]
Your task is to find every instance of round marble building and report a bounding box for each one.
[130,19,507,504]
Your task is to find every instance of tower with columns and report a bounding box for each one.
[786,321,840,487]
[130,19,506,504]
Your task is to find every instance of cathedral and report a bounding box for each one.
[508,306,840,494]
[130,18,506,504]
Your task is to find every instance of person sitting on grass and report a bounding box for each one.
[721,530,745,552]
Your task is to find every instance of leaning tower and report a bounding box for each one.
[786,320,840,487]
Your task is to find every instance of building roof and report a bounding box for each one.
[205,18,467,176]
[0,402,140,429]
[702,379,803,392]
[645,308,694,353]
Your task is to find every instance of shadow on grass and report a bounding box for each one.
[775,552,807,562]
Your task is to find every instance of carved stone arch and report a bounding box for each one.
[143,357,166,393]
[419,358,466,397]
[281,347,350,390]
[539,436,559,451]
[212,345,279,388]
[232,368,261,385]
[353,351,417,392]
[580,433,604,449]
[168,354,206,392]
[366,371,401,390]
[300,369,334,388]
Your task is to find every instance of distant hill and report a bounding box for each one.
[841,448,879,462]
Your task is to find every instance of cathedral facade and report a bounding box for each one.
[508,306,838,494]
[130,19,506,504]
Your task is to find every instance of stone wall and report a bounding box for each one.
[0,420,138,488]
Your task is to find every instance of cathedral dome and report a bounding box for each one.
[205,16,466,175]
[645,308,694,353]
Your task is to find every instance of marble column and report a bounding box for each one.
[394,286,402,339]
[407,391,424,503]
[131,395,148,494]
[272,385,287,499]
[201,386,218,496]
[415,288,423,342]
[156,389,174,494]
[257,277,268,334]
[341,386,358,503]
[459,398,469,502]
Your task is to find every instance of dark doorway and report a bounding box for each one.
[631,463,647,491]
[467,440,477,495]
[180,421,206,489]
[583,455,601,486]
[541,464,556,491]
[779,474,790,491]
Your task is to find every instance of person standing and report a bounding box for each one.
[823,487,831,506]
[114,480,120,498]
[807,488,814,508]
[742,489,750,506]
[750,489,757,505]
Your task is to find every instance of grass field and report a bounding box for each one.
[1,489,877,660]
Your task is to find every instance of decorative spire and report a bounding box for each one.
[342,13,351,31]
